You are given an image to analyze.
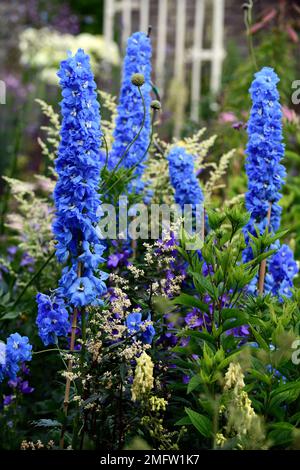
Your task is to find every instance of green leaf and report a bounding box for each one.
[268,422,295,447]
[269,381,300,409]
[175,416,192,426]
[190,271,218,300]
[218,349,244,369]
[0,310,20,320]
[181,329,216,345]
[187,375,202,394]
[184,408,212,438]
[249,326,269,351]
[32,419,61,428]
[172,293,209,313]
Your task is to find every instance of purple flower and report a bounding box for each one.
[3,395,14,406]
[185,308,206,329]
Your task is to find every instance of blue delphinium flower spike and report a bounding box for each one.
[52,48,108,307]
[167,146,204,213]
[108,32,152,191]
[35,50,108,345]
[243,67,298,297]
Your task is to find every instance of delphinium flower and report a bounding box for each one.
[4,371,34,407]
[108,32,152,191]
[243,67,298,297]
[167,146,204,214]
[36,293,70,346]
[265,244,298,300]
[51,48,107,308]
[0,333,32,383]
[126,311,155,345]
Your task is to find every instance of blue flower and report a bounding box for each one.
[243,67,298,297]
[167,146,204,213]
[50,48,107,307]
[126,312,142,335]
[142,314,156,344]
[108,32,152,191]
[265,243,298,300]
[244,67,285,242]
[36,293,70,346]
[126,312,155,344]
[5,333,32,381]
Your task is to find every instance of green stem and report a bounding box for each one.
[106,108,156,194]
[101,133,110,174]
[103,86,146,188]
[10,251,55,310]
[244,1,258,71]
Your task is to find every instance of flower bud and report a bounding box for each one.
[131,73,145,87]
[151,100,161,110]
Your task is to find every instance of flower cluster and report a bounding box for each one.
[167,146,204,213]
[131,351,154,402]
[126,311,155,344]
[108,32,152,188]
[243,67,283,264]
[265,244,298,300]
[3,364,34,407]
[52,48,107,307]
[19,27,120,85]
[36,293,70,346]
[244,67,285,237]
[243,67,298,296]
[0,333,32,383]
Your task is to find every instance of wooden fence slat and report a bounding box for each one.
[190,0,205,121]
[122,0,132,50]
[104,0,115,44]
[155,0,168,96]
[103,0,226,132]
[139,0,150,34]
[174,0,186,137]
[210,0,225,94]
[174,0,186,80]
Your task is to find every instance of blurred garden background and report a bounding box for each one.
[1,0,300,197]
[2,0,300,452]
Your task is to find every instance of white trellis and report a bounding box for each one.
[103,0,226,125]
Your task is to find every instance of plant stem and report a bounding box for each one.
[10,251,55,310]
[244,1,258,71]
[60,262,82,449]
[106,107,156,194]
[258,203,272,295]
[101,133,110,174]
[103,86,146,187]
